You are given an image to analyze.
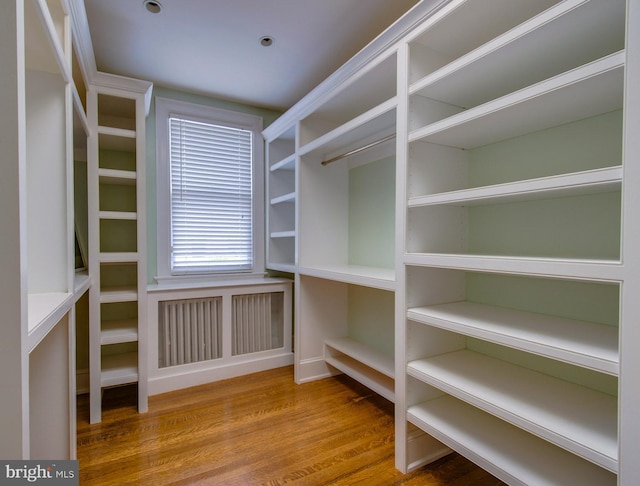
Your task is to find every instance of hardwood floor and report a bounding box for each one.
[77,366,504,485]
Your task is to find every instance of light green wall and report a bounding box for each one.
[465,261,620,396]
[467,191,621,260]
[145,86,282,283]
[466,273,619,326]
[348,156,396,268]
[467,339,618,396]
[344,157,396,357]
[468,109,622,187]
[348,285,395,357]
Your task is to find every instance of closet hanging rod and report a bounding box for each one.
[321,134,396,166]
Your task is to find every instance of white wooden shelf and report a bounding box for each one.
[298,264,395,291]
[404,253,622,282]
[270,192,296,205]
[325,337,394,378]
[266,262,296,273]
[99,252,139,263]
[408,167,622,208]
[98,125,136,139]
[98,130,136,152]
[270,230,296,239]
[409,0,624,110]
[270,153,296,172]
[27,292,73,352]
[409,52,624,149]
[101,352,138,387]
[299,98,397,158]
[325,338,394,402]
[101,320,138,345]
[408,395,616,485]
[74,271,91,296]
[99,210,137,220]
[408,349,618,471]
[100,286,138,304]
[98,168,137,184]
[408,301,618,375]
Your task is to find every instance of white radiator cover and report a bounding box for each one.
[148,279,293,395]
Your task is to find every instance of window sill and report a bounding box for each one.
[149,273,291,293]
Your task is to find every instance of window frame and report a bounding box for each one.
[155,97,265,283]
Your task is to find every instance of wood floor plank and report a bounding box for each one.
[77,366,504,485]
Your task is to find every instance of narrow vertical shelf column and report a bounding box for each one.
[264,125,297,272]
[87,74,152,423]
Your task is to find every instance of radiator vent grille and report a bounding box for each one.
[158,292,286,368]
[232,292,284,356]
[158,297,222,367]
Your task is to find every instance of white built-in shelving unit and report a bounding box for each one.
[401,0,627,483]
[297,48,398,387]
[264,0,640,483]
[0,0,91,459]
[265,125,297,272]
[87,75,152,423]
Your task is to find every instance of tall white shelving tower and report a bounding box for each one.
[87,74,152,424]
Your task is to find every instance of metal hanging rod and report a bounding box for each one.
[321,133,396,166]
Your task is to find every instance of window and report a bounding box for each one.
[156,98,264,281]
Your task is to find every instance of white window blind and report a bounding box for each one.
[169,117,253,274]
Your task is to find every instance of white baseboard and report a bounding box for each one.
[295,357,336,384]
[148,353,294,396]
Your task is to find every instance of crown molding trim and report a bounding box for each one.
[67,0,153,115]
[262,0,449,140]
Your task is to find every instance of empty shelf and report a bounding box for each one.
[408,349,617,471]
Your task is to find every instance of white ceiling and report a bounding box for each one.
[83,0,421,112]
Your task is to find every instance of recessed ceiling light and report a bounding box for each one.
[260,36,274,47]
[143,0,162,14]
